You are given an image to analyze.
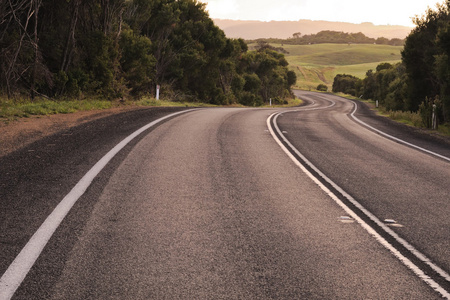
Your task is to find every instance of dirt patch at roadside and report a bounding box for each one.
[0,106,146,158]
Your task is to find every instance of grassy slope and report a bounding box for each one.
[249,43,403,90]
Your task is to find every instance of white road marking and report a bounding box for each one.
[293,95,335,111]
[0,109,197,300]
[349,100,450,163]
[267,111,450,299]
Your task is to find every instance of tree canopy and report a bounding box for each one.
[248,31,405,46]
[333,1,450,127]
[0,0,296,105]
[402,0,450,121]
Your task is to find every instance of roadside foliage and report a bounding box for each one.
[333,0,450,128]
[0,0,296,106]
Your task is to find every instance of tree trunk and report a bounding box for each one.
[61,0,80,73]
[5,0,33,99]
[31,0,42,100]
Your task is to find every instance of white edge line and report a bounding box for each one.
[267,112,450,299]
[349,100,450,163]
[0,109,197,300]
[293,96,335,112]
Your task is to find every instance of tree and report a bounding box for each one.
[119,29,155,97]
[0,0,296,105]
[435,18,450,121]
[317,84,328,92]
[360,62,407,110]
[292,32,301,39]
[332,74,361,96]
[0,0,51,99]
[376,37,389,45]
[402,1,450,112]
[362,69,376,99]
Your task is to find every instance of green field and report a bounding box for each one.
[249,43,403,91]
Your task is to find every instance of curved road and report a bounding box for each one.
[1,92,449,299]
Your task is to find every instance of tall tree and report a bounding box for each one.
[1,0,34,98]
[402,1,450,112]
[435,16,450,121]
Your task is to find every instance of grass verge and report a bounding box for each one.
[0,98,113,120]
[0,96,220,122]
[334,93,450,137]
[1,95,301,123]
[262,97,303,108]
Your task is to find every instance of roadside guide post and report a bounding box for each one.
[156,84,160,100]
[432,104,437,130]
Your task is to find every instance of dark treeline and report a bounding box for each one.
[0,0,296,105]
[248,30,405,46]
[332,1,450,127]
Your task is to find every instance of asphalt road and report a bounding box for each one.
[1,93,449,299]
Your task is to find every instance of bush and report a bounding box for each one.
[239,91,263,106]
[317,84,328,91]
[332,74,362,95]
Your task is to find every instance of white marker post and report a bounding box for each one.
[432,104,437,130]
[156,85,160,100]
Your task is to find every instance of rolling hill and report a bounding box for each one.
[247,43,403,91]
[214,19,413,40]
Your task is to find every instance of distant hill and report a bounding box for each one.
[255,43,403,90]
[213,19,413,40]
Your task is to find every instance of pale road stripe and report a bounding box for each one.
[294,95,335,111]
[278,98,450,281]
[267,112,450,299]
[349,100,450,163]
[0,109,197,300]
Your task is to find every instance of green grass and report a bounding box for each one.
[0,98,113,119]
[282,44,401,65]
[0,95,224,122]
[134,97,218,108]
[253,43,403,91]
[261,97,303,108]
[335,93,450,137]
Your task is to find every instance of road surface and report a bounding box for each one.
[1,92,449,299]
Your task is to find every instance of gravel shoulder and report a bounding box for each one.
[0,106,146,158]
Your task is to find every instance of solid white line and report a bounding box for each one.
[267,112,450,299]
[349,100,450,162]
[294,95,335,112]
[0,109,197,300]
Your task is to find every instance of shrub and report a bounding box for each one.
[317,84,328,91]
[239,91,263,106]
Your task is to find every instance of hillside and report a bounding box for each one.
[214,19,413,40]
[249,43,403,90]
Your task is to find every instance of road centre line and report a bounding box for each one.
[267,111,450,298]
[0,109,197,300]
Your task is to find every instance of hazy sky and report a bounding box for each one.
[200,0,444,27]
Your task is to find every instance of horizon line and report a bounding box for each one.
[211,18,415,28]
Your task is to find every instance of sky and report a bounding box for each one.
[200,0,444,27]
